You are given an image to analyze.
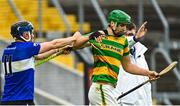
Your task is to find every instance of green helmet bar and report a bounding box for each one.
[108,10,131,25]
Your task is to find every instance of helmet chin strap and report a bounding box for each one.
[19,32,32,42]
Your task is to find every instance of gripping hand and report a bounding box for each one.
[89,31,103,40]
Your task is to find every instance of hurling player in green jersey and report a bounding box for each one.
[72,10,159,105]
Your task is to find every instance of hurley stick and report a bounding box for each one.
[117,61,178,100]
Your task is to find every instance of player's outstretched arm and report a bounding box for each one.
[35,45,73,60]
[39,31,80,54]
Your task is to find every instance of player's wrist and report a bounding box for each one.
[133,36,139,42]
[141,69,150,76]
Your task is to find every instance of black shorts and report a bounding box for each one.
[0,100,35,105]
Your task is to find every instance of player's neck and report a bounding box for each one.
[15,39,25,42]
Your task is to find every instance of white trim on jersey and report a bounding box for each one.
[2,57,35,74]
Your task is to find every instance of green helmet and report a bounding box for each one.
[108,10,131,25]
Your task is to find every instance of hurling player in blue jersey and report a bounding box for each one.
[0,21,79,105]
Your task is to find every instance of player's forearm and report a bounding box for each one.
[39,37,75,54]
[52,37,75,49]
[35,49,57,60]
[123,62,149,76]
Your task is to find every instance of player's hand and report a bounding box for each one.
[62,47,73,54]
[135,21,147,40]
[89,31,103,42]
[147,71,160,80]
[62,44,73,54]
[57,45,73,55]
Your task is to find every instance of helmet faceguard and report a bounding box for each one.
[11,21,34,42]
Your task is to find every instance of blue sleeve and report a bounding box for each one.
[26,42,41,56]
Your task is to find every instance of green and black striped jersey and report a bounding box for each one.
[89,34,129,85]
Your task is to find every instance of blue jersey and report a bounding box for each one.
[1,42,40,102]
